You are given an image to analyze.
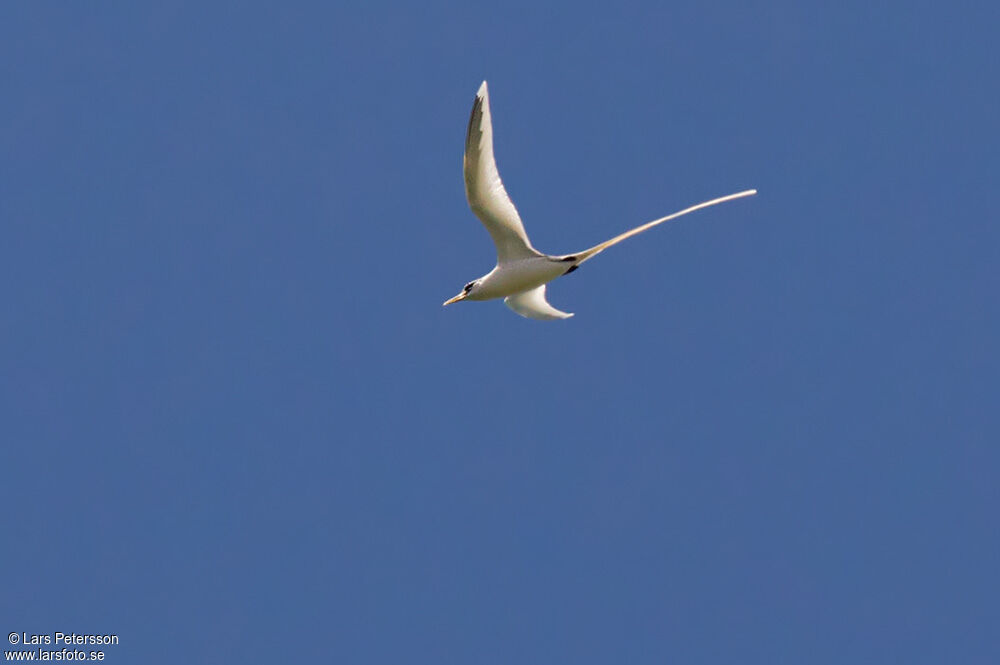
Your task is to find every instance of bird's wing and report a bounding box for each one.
[504,285,573,320]
[571,189,758,264]
[464,81,540,264]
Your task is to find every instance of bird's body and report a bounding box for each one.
[444,81,756,320]
[465,257,573,302]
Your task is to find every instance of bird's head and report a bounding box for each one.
[443,280,478,306]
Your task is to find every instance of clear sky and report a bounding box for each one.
[2,2,997,663]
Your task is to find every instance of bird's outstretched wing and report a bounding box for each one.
[464,81,541,264]
[571,189,758,264]
[504,285,573,320]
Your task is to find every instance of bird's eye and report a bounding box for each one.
[464,282,475,292]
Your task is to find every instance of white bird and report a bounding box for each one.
[444,81,757,320]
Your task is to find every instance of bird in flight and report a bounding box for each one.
[444,81,756,320]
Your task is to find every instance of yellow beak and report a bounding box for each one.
[443,292,467,306]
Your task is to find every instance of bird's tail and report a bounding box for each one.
[566,189,757,266]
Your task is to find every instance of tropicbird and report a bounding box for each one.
[444,81,757,320]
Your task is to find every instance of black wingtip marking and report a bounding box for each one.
[564,265,579,275]
[559,255,577,262]
[465,94,483,148]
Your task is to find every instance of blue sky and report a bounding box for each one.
[2,2,997,663]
